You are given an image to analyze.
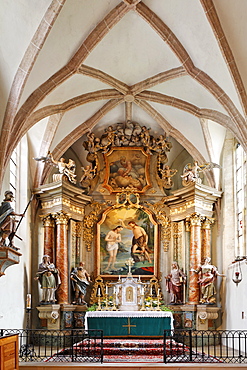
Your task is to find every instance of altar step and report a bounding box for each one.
[47,337,222,364]
[102,338,164,357]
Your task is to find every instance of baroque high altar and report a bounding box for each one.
[33,121,222,331]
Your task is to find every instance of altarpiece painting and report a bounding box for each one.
[96,206,158,278]
[103,147,151,193]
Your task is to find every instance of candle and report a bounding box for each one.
[113,287,116,294]
[119,275,121,281]
[150,286,152,295]
[138,275,141,281]
[98,287,101,296]
[26,294,31,309]
[157,288,160,296]
[142,287,144,295]
[106,285,108,294]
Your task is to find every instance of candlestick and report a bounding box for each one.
[140,293,146,311]
[111,292,118,311]
[96,295,102,311]
[26,294,31,309]
[155,293,161,311]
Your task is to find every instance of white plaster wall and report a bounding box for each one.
[225,261,247,330]
[0,136,32,329]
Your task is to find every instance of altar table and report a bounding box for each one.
[85,311,173,337]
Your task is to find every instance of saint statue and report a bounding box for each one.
[35,255,61,304]
[0,190,24,248]
[70,262,91,305]
[165,262,186,304]
[120,220,152,264]
[191,257,225,304]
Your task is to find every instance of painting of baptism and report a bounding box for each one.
[97,207,157,277]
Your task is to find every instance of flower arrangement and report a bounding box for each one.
[144,296,173,312]
[87,303,97,311]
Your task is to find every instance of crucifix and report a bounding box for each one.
[126,257,134,276]
[122,317,136,335]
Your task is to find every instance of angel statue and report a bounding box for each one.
[34,152,77,184]
[181,161,220,186]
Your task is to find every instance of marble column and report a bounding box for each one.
[201,217,214,261]
[188,213,202,304]
[54,212,70,304]
[42,215,55,262]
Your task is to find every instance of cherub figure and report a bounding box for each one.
[100,126,115,152]
[80,165,95,193]
[140,126,151,153]
[84,132,96,154]
[160,165,177,189]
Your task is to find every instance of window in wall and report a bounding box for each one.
[235,143,246,256]
[10,145,19,201]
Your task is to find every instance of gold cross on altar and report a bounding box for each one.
[122,318,136,335]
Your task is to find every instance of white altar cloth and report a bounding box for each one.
[85,310,173,330]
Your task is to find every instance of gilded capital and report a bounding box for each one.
[53,212,70,225]
[41,214,55,228]
[202,217,215,229]
[187,212,202,227]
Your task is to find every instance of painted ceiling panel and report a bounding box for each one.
[35,74,111,109]
[213,0,247,90]
[1,0,246,182]
[150,102,209,161]
[207,120,226,164]
[148,75,228,115]
[85,12,181,85]
[50,101,123,151]
[143,0,244,116]
[0,0,50,82]
[20,0,120,102]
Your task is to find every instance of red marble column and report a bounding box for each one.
[201,217,214,261]
[188,213,202,304]
[42,215,55,262]
[54,212,70,304]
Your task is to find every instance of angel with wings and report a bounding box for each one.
[181,161,220,186]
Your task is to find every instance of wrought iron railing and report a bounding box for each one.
[163,329,247,363]
[1,328,247,363]
[0,329,103,363]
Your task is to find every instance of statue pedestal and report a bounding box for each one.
[196,305,220,330]
[171,304,221,331]
[0,246,22,276]
[36,304,60,330]
[36,304,88,329]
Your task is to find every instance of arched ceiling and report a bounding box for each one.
[0,0,247,189]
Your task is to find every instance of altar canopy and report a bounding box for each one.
[85,311,173,337]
